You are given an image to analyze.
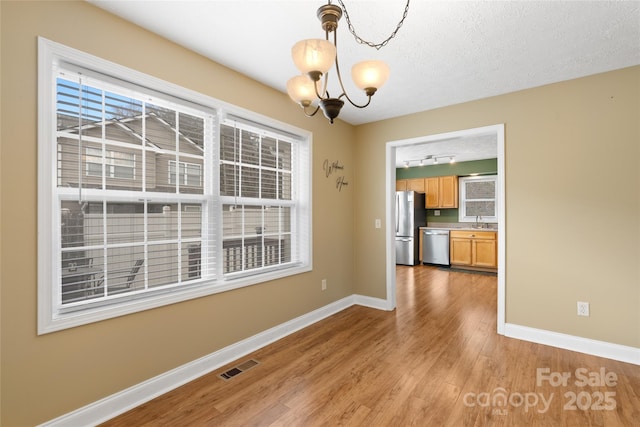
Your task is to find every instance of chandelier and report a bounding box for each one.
[286,0,410,124]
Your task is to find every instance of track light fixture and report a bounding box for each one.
[287,0,410,124]
[402,154,457,168]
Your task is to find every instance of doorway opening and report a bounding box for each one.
[385,124,506,334]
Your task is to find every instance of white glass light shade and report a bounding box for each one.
[287,75,316,105]
[351,60,390,90]
[292,39,336,75]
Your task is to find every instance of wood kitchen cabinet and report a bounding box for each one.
[396,179,425,193]
[439,176,458,208]
[425,177,439,207]
[407,178,425,192]
[450,230,497,269]
[425,176,458,208]
[396,180,408,191]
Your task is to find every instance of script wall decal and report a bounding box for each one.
[323,159,349,192]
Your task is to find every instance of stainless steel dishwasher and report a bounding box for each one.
[422,229,450,266]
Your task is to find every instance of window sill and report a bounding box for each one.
[39,263,312,334]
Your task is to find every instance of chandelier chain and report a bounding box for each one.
[335,0,410,50]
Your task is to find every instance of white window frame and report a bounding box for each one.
[38,38,312,334]
[458,175,499,223]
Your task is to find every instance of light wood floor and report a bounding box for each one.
[102,265,640,426]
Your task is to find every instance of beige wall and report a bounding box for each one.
[354,66,640,347]
[0,2,355,425]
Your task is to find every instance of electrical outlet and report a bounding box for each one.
[434,210,440,216]
[375,219,381,229]
[577,301,590,317]
[321,279,327,291]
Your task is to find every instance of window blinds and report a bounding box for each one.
[219,120,300,275]
[56,71,213,307]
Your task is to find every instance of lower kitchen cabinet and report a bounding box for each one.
[450,237,472,265]
[450,230,497,269]
[472,238,497,267]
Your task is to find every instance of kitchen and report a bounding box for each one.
[394,131,499,273]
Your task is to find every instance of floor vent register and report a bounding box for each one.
[219,359,260,381]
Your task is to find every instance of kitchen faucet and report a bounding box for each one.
[475,215,483,229]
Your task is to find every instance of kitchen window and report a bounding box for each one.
[38,38,311,334]
[458,175,498,223]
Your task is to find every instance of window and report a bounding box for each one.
[458,175,498,223]
[38,38,311,334]
[169,160,202,187]
[86,147,136,179]
[219,121,295,275]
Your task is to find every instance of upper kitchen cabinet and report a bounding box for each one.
[425,177,438,207]
[396,178,425,193]
[439,176,458,208]
[425,176,458,208]
[407,178,425,193]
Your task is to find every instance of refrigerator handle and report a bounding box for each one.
[395,193,399,233]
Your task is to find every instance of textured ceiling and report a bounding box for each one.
[88,0,639,164]
[396,133,498,168]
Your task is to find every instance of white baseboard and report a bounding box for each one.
[39,295,358,427]
[504,323,640,366]
[353,293,394,311]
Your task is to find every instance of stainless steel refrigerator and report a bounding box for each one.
[395,191,426,266]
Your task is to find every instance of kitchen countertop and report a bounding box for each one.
[420,225,498,232]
